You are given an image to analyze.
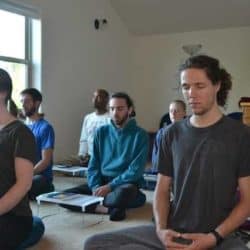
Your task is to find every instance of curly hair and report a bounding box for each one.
[179,55,232,107]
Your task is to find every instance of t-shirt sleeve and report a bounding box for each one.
[14,126,36,164]
[41,124,55,150]
[78,116,88,156]
[238,127,250,177]
[157,128,173,177]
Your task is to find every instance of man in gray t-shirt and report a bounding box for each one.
[154,55,250,249]
[83,55,250,250]
[159,116,250,234]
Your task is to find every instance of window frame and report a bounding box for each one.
[0,1,40,91]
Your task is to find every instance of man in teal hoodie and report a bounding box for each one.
[64,92,149,221]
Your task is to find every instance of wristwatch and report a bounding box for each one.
[210,230,224,246]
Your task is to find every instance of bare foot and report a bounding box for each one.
[95,204,108,214]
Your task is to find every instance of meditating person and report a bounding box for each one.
[20,88,55,200]
[151,99,186,173]
[56,89,110,167]
[0,69,44,249]
[84,55,250,249]
[63,92,149,221]
[78,89,110,165]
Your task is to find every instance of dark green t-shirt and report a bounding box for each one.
[158,116,250,233]
[0,120,36,216]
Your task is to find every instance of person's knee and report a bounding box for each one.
[129,190,146,208]
[29,177,54,200]
[104,184,138,208]
[84,235,102,250]
[120,184,138,195]
[18,216,45,249]
[33,216,45,236]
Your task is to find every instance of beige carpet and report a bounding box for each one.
[28,173,154,250]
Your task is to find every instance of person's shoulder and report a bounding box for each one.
[10,120,35,139]
[159,118,188,140]
[39,118,54,130]
[82,112,96,122]
[222,115,248,130]
[85,112,95,118]
[132,121,149,137]
[228,116,250,132]
[11,120,27,130]
[100,112,110,118]
[95,122,111,134]
[137,126,148,136]
[166,117,187,131]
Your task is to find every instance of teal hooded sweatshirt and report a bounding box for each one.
[87,119,149,191]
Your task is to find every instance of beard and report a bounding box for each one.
[23,106,36,117]
[112,113,130,127]
[94,100,106,110]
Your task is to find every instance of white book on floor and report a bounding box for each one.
[36,191,103,211]
[53,165,88,171]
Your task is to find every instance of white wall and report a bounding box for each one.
[131,27,250,130]
[11,1,250,157]
[16,0,133,160]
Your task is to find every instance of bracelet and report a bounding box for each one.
[210,230,224,246]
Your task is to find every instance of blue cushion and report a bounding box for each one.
[17,216,45,250]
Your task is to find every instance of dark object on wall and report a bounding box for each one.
[94,19,108,30]
[94,19,99,29]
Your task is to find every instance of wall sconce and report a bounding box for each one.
[182,44,202,56]
[94,18,108,30]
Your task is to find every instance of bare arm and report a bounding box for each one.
[34,148,53,175]
[78,117,88,157]
[154,174,171,231]
[154,174,184,249]
[0,157,33,215]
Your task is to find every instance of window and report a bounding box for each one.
[0,2,41,107]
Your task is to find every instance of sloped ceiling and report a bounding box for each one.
[110,0,250,36]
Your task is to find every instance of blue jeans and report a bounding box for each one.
[17,216,45,250]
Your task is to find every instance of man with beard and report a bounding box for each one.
[20,88,55,200]
[63,92,149,221]
[78,89,110,165]
[84,56,250,250]
[56,89,110,167]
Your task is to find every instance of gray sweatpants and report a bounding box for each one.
[83,224,249,250]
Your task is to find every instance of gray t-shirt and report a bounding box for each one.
[158,116,250,233]
[0,120,36,216]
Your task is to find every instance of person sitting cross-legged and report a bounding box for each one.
[0,69,44,249]
[20,88,55,200]
[84,55,250,250]
[56,89,110,167]
[63,92,149,221]
[151,99,186,173]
